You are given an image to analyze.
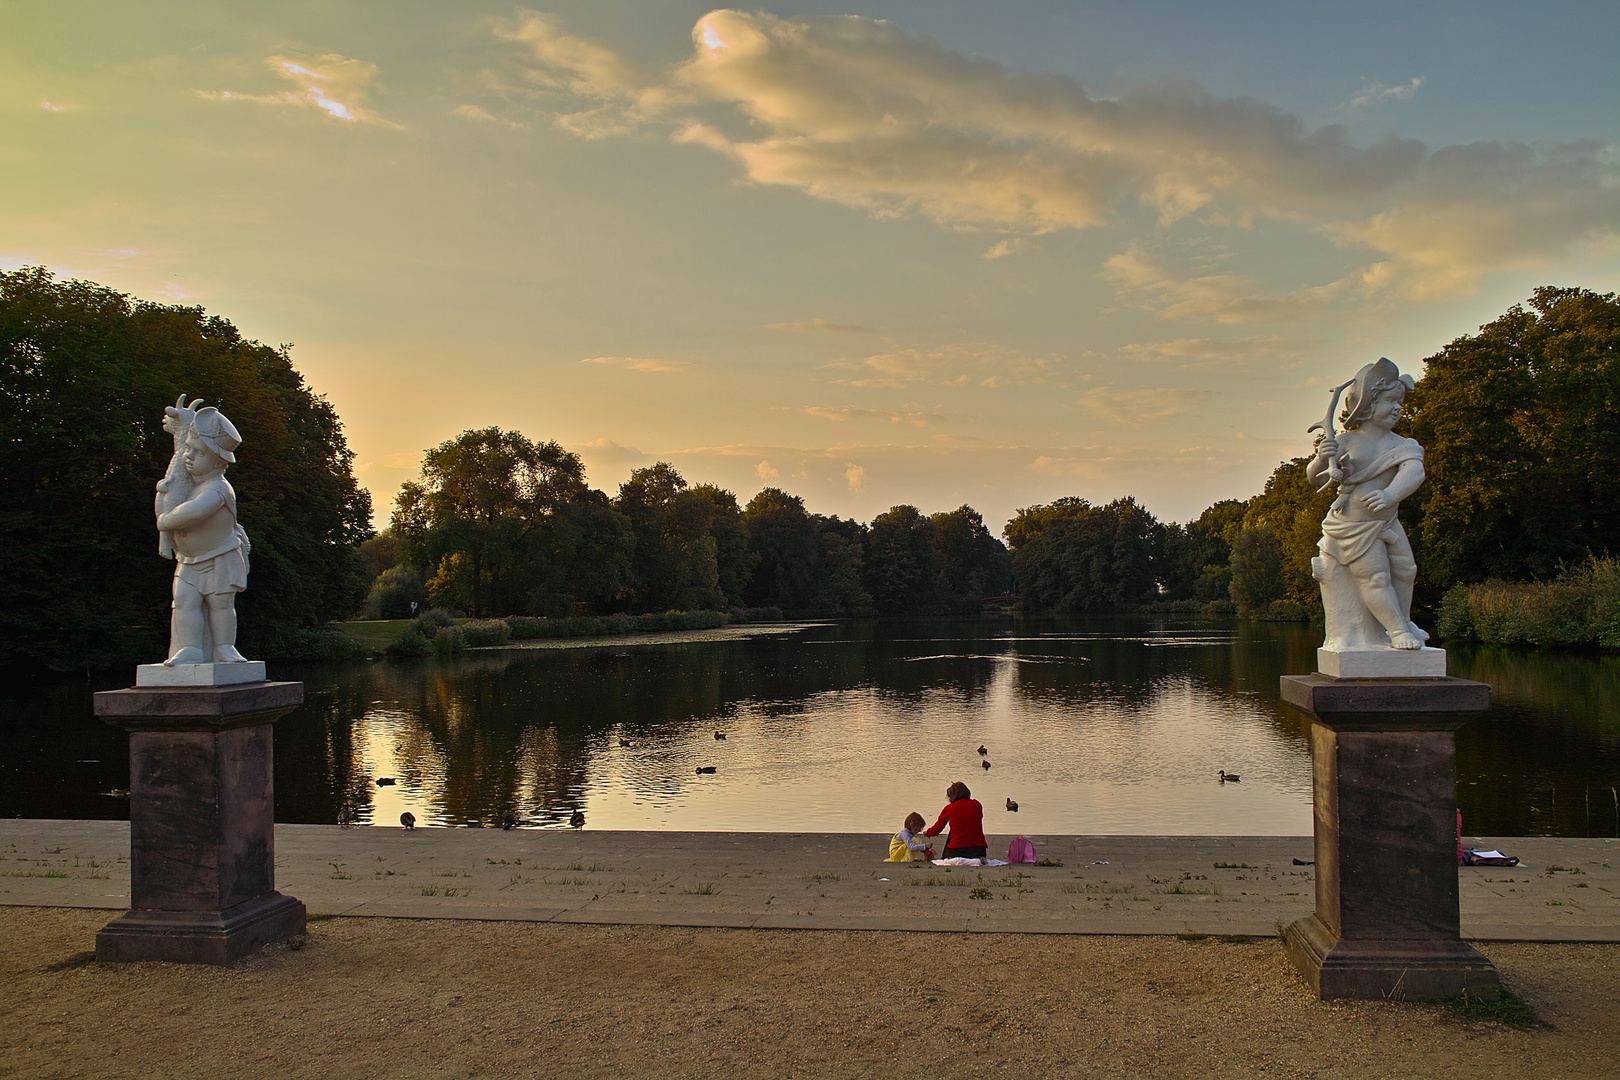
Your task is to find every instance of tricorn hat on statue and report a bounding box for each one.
[1342,357,1416,429]
[191,407,241,463]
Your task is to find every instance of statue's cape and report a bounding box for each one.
[1317,436,1423,565]
[1314,436,1424,492]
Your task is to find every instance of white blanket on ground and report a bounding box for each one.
[930,857,1007,867]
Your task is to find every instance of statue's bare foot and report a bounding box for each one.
[1388,629,1421,650]
[213,645,248,663]
[1409,623,1430,643]
[163,646,207,666]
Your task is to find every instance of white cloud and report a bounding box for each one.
[1342,77,1423,116]
[198,54,392,125]
[766,318,872,333]
[1119,335,1309,369]
[1103,247,1358,323]
[581,355,692,372]
[1079,386,1213,425]
[983,238,1026,260]
[451,103,523,128]
[803,405,933,426]
[835,342,1058,389]
[844,462,867,493]
[573,437,650,466]
[755,460,779,480]
[1325,140,1620,299]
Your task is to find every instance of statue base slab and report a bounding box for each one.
[1317,646,1445,679]
[136,661,266,687]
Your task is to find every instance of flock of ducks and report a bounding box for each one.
[337,734,1245,831]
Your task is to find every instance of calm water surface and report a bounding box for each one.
[5,618,1617,836]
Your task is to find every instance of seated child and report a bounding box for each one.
[888,812,936,862]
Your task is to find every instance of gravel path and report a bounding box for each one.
[4,908,1616,1079]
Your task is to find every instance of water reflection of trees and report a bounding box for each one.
[266,621,1620,836]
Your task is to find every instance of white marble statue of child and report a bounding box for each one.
[1305,358,1428,650]
[155,406,252,665]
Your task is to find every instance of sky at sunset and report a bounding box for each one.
[5,1,1617,532]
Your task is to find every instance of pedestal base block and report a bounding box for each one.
[97,891,306,965]
[1284,914,1499,1001]
[1316,646,1446,679]
[135,661,267,687]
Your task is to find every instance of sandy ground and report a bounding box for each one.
[3,908,1616,1080]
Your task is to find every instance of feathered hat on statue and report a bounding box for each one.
[1341,357,1416,431]
[191,407,242,463]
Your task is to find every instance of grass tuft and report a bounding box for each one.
[1442,986,1538,1028]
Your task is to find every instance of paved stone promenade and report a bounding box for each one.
[2,820,1614,940]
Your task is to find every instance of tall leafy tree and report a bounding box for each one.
[0,267,372,669]
[863,505,943,615]
[1227,459,1332,614]
[1404,286,1620,587]
[1157,499,1246,603]
[1005,496,1160,613]
[930,505,1013,605]
[393,428,629,616]
[742,488,822,611]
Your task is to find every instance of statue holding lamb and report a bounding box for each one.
[1306,358,1445,677]
[153,394,252,667]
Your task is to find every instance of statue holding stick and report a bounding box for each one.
[1306,358,1433,660]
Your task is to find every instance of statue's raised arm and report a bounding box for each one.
[1309,358,1443,678]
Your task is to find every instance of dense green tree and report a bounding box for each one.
[741,488,822,611]
[1228,526,1287,616]
[1006,496,1161,613]
[392,428,631,616]
[1157,499,1246,602]
[1404,286,1620,588]
[615,462,734,613]
[688,483,756,609]
[863,505,944,615]
[1227,458,1332,615]
[0,267,372,668]
[931,505,1014,604]
[808,516,874,616]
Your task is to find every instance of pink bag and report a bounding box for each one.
[1007,836,1037,864]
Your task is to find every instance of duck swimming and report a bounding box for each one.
[977,745,988,756]
[375,777,396,787]
[714,731,727,740]
[982,760,992,770]
[1006,798,1019,812]
[569,810,585,829]
[1218,770,1241,783]
[696,766,717,774]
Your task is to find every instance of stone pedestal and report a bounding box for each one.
[93,680,306,964]
[1279,674,1499,1000]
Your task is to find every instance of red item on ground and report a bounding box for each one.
[926,798,986,850]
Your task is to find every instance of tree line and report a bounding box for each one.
[366,432,1014,621]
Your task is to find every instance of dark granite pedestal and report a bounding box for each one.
[1279,674,1498,1000]
[93,680,306,964]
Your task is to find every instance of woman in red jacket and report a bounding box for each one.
[925,781,986,860]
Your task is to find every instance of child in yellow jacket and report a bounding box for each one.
[888,812,936,862]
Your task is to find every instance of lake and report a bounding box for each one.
[4,617,1617,836]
